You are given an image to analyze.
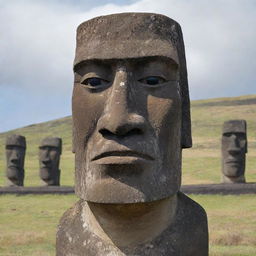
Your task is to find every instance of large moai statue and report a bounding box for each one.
[222,120,247,183]
[39,137,62,186]
[5,134,26,186]
[56,13,208,255]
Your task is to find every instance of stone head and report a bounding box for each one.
[72,13,192,203]
[222,120,247,182]
[39,137,62,185]
[5,134,26,186]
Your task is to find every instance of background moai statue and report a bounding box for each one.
[39,137,62,186]
[222,120,247,183]
[5,134,26,186]
[56,13,208,255]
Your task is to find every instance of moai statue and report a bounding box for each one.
[56,13,208,255]
[222,120,247,183]
[5,134,26,186]
[39,137,62,186]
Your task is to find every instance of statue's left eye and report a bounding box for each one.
[139,76,166,86]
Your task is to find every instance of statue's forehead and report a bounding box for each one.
[74,13,180,68]
[40,137,61,148]
[6,135,26,148]
[223,120,246,134]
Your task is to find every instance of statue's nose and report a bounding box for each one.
[10,150,20,164]
[97,68,146,138]
[42,150,51,164]
[228,134,241,155]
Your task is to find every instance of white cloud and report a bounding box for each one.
[1,0,256,96]
[0,0,256,131]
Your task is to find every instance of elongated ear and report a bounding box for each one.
[59,138,62,155]
[175,23,192,148]
[72,121,76,154]
[245,121,248,153]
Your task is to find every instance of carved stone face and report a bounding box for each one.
[5,134,26,186]
[72,13,191,203]
[222,120,247,179]
[39,137,62,185]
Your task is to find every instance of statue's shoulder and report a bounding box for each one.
[177,191,208,221]
[56,199,85,255]
[57,199,83,229]
[175,191,208,255]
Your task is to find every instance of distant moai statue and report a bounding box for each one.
[222,120,247,183]
[39,137,62,186]
[5,134,26,186]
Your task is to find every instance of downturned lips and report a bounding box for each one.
[91,150,154,165]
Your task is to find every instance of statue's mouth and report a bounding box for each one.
[225,159,241,165]
[91,150,154,164]
[8,165,19,169]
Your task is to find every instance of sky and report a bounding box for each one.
[0,0,256,132]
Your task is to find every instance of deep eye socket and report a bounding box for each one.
[138,76,167,86]
[81,77,109,89]
[223,132,245,139]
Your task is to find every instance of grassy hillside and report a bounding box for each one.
[0,94,256,255]
[0,94,256,186]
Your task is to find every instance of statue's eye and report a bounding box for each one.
[139,76,167,86]
[81,77,109,88]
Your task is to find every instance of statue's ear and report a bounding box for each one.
[59,138,62,155]
[175,23,192,148]
[181,100,192,148]
[244,121,247,153]
[72,123,76,154]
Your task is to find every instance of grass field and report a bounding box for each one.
[0,94,256,255]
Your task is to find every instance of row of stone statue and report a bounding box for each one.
[5,135,62,186]
[3,119,248,186]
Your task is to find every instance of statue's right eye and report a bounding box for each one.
[81,77,109,89]
[84,78,102,86]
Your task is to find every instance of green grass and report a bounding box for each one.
[191,195,256,256]
[0,195,77,256]
[0,94,256,255]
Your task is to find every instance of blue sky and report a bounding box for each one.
[1,0,256,132]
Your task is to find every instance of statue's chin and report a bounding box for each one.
[7,167,20,179]
[223,164,243,177]
[40,168,52,181]
[84,180,146,204]
[77,179,178,204]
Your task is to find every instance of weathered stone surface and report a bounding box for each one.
[57,192,208,256]
[57,12,208,255]
[221,120,247,183]
[39,137,62,186]
[5,134,26,186]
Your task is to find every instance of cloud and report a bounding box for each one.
[0,0,256,131]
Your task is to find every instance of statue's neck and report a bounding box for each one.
[83,195,177,248]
